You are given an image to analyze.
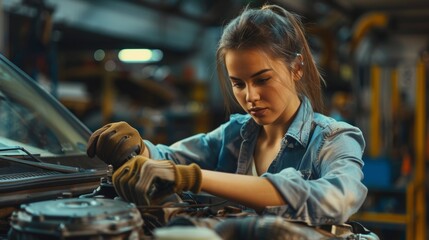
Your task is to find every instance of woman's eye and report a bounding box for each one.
[256,78,270,84]
[231,81,245,88]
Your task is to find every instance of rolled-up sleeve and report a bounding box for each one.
[261,123,367,226]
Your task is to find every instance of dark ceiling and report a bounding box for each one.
[4,0,429,54]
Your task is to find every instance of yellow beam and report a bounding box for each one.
[350,13,388,53]
[414,60,426,240]
[351,212,407,225]
[370,65,381,157]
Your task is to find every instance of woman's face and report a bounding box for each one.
[225,48,301,126]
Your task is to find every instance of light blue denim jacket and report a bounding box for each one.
[144,97,367,226]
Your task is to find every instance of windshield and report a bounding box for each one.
[0,55,89,157]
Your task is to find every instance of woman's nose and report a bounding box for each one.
[246,85,260,102]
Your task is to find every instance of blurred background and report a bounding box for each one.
[0,0,428,239]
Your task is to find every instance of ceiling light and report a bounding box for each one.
[118,49,163,63]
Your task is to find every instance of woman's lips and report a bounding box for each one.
[249,107,267,117]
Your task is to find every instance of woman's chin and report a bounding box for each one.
[251,116,272,126]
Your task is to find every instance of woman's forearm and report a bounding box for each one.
[201,169,286,210]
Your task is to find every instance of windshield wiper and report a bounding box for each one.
[0,146,83,173]
[0,146,45,162]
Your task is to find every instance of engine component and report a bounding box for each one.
[8,198,144,239]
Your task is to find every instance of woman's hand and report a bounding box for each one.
[112,155,202,205]
[86,121,146,169]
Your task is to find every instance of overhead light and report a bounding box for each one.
[94,49,105,61]
[118,49,163,63]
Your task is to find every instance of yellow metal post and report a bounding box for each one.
[414,59,426,240]
[370,65,381,157]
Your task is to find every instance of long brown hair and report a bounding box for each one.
[216,4,325,114]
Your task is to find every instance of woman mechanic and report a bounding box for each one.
[86,4,367,226]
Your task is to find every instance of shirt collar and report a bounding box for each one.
[286,96,314,148]
[240,96,314,148]
[240,114,259,140]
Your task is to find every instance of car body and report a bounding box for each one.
[0,53,108,237]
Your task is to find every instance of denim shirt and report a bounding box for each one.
[144,97,368,226]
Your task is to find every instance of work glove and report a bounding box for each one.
[112,155,202,206]
[86,121,145,169]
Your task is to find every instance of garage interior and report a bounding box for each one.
[1,0,429,239]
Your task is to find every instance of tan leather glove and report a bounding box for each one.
[112,156,202,206]
[86,121,145,169]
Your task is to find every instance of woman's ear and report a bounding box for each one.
[291,54,304,81]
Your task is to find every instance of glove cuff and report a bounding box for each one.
[138,138,146,155]
[175,163,202,193]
